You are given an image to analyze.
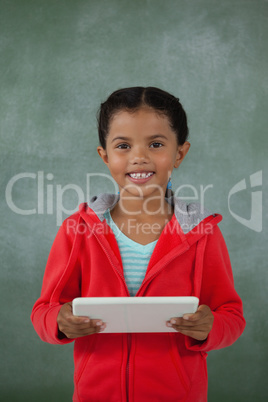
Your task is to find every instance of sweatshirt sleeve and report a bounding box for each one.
[31,215,81,345]
[185,225,246,352]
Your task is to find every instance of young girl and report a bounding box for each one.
[31,87,246,402]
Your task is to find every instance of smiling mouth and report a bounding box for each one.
[127,172,154,179]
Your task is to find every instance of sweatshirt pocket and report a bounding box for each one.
[168,333,191,393]
[132,333,190,402]
[74,335,98,385]
[74,334,125,402]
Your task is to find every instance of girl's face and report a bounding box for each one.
[97,108,190,200]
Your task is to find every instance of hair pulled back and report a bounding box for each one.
[97,86,189,149]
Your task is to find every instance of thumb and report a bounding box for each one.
[183,304,208,321]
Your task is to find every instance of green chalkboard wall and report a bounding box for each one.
[1,0,267,401]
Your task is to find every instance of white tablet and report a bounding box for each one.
[72,296,199,333]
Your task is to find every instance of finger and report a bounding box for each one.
[68,302,105,327]
[76,322,107,335]
[167,321,210,339]
[65,303,92,324]
[183,305,209,321]
[90,319,105,327]
[170,324,208,333]
[177,328,208,341]
[60,315,105,333]
[71,315,91,325]
[64,322,107,339]
[64,306,103,326]
[72,318,106,331]
[167,317,197,327]
[166,322,209,340]
[167,311,209,328]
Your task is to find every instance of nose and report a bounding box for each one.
[130,146,150,164]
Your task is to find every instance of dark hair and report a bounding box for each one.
[97,86,189,149]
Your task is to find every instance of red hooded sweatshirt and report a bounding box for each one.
[31,194,246,402]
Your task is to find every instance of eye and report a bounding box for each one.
[116,143,130,149]
[150,142,163,148]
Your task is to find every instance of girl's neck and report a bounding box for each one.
[113,194,173,221]
[110,194,174,245]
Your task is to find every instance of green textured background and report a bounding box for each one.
[1,0,267,401]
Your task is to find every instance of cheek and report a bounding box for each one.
[108,154,127,172]
[156,154,175,168]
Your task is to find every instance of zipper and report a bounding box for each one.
[92,231,134,402]
[137,243,190,296]
[126,333,131,402]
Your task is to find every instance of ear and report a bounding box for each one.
[174,141,190,168]
[97,146,109,165]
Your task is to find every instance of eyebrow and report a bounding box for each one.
[111,134,168,143]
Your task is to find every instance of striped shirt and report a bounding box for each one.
[103,210,157,296]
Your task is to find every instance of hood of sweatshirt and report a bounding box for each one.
[81,193,220,235]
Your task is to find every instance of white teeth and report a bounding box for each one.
[129,172,153,179]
